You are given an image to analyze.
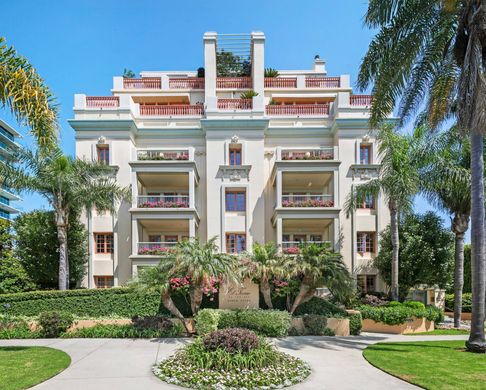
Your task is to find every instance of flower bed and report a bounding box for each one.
[139,200,189,208]
[282,199,333,207]
[153,328,311,389]
[138,246,175,255]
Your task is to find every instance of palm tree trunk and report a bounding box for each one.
[190,286,203,315]
[452,213,469,328]
[260,278,273,309]
[290,282,315,314]
[55,209,68,291]
[161,291,189,333]
[467,131,486,353]
[389,200,400,301]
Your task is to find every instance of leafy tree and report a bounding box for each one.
[122,68,135,78]
[14,210,88,289]
[0,37,58,149]
[216,50,251,77]
[359,0,486,352]
[0,219,34,294]
[374,212,454,301]
[284,243,353,314]
[345,124,422,300]
[0,148,130,290]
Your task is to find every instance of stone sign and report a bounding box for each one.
[219,279,259,309]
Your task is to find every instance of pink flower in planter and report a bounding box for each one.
[283,247,300,255]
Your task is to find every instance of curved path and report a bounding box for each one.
[0,334,468,389]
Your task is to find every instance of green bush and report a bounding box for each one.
[0,287,218,317]
[195,309,291,337]
[38,311,74,337]
[358,303,443,325]
[293,297,346,317]
[445,293,472,312]
[348,312,362,335]
[62,323,182,338]
[404,301,426,310]
[302,314,329,335]
[0,327,41,339]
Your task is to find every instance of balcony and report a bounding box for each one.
[136,149,190,161]
[281,194,334,208]
[137,242,177,255]
[139,104,204,117]
[264,77,297,88]
[137,195,189,209]
[305,77,340,88]
[266,104,329,117]
[86,96,120,108]
[123,77,161,89]
[169,77,205,89]
[350,95,373,106]
[280,148,334,161]
[218,98,252,110]
[216,77,252,89]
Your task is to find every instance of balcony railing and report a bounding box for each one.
[216,77,252,89]
[305,77,341,88]
[264,77,297,88]
[281,148,334,160]
[139,104,204,116]
[137,242,177,255]
[218,98,252,110]
[0,127,14,141]
[123,77,161,89]
[350,95,373,106]
[281,194,334,208]
[266,104,329,116]
[86,96,120,108]
[137,195,189,208]
[169,77,205,89]
[282,241,332,254]
[137,150,189,161]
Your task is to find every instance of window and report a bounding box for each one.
[95,233,114,254]
[359,144,372,164]
[229,146,242,166]
[225,190,246,211]
[165,235,178,243]
[357,232,375,253]
[310,235,322,242]
[149,235,161,242]
[294,234,306,243]
[97,145,109,164]
[226,233,246,253]
[95,276,114,289]
[358,194,375,209]
[357,274,376,293]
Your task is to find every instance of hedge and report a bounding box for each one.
[445,293,472,313]
[0,288,217,317]
[358,303,443,325]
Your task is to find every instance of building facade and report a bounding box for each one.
[71,32,390,291]
[0,119,21,220]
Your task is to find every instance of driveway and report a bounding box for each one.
[0,334,468,389]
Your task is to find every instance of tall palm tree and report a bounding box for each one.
[358,1,486,351]
[285,243,352,314]
[0,148,130,290]
[417,127,473,327]
[242,242,285,309]
[0,37,58,149]
[345,124,421,301]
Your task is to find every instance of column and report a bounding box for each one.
[131,218,139,256]
[333,217,340,252]
[188,170,195,208]
[204,32,217,111]
[87,210,93,288]
[251,31,265,97]
[276,217,283,249]
[276,170,282,207]
[189,217,196,238]
[333,171,339,208]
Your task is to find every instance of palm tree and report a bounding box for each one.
[417,127,474,327]
[285,243,352,314]
[345,124,421,301]
[0,148,130,290]
[242,242,285,309]
[358,1,486,351]
[0,37,58,149]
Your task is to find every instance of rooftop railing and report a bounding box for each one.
[281,194,334,208]
[266,104,329,116]
[169,77,205,89]
[137,195,189,208]
[123,77,161,89]
[216,77,252,89]
[139,104,204,116]
[350,95,373,106]
[86,96,120,108]
[305,77,341,88]
[264,77,297,88]
[280,148,334,160]
[137,149,190,161]
[218,98,252,110]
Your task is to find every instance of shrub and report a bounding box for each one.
[293,297,346,317]
[132,315,175,334]
[302,314,329,336]
[358,303,443,325]
[203,328,260,353]
[445,293,472,312]
[38,311,74,337]
[62,323,183,338]
[387,301,402,307]
[403,300,426,310]
[194,308,222,335]
[360,293,389,307]
[0,327,41,339]
[348,312,362,335]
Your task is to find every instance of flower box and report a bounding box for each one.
[361,317,435,334]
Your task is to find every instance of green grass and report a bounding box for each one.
[363,341,486,390]
[0,346,71,390]
[405,329,470,336]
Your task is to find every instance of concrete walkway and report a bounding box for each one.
[0,334,468,389]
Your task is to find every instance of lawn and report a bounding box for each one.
[0,346,71,390]
[405,329,470,336]
[363,341,486,390]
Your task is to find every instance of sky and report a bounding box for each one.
[1,0,465,240]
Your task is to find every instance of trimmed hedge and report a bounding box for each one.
[445,293,472,313]
[0,287,217,317]
[348,313,362,335]
[195,309,291,337]
[358,303,443,325]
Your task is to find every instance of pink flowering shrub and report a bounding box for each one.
[281,152,333,160]
[282,199,333,208]
[283,247,300,255]
[139,200,189,208]
[138,246,175,255]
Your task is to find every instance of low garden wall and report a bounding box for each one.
[444,312,472,321]
[291,317,350,336]
[362,317,434,334]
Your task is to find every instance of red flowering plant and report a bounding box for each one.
[201,276,221,301]
[283,246,300,255]
[169,276,191,294]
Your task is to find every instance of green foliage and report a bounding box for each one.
[359,303,443,325]
[38,311,73,337]
[264,68,279,78]
[302,314,330,336]
[445,292,472,313]
[404,301,426,310]
[293,297,346,317]
[216,50,251,77]
[239,90,258,99]
[197,67,205,78]
[348,312,362,335]
[194,309,291,337]
[203,328,260,353]
[14,210,88,289]
[374,212,454,299]
[122,68,135,78]
[63,323,182,338]
[0,326,41,339]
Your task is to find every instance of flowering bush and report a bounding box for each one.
[282,152,333,160]
[138,153,189,161]
[139,200,189,208]
[169,276,191,293]
[283,246,300,255]
[201,276,220,300]
[138,246,174,255]
[282,199,334,207]
[203,328,260,353]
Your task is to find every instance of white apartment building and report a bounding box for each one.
[71,32,390,292]
[0,119,21,220]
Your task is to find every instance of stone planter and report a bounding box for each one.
[291,317,350,336]
[444,311,472,321]
[362,317,434,334]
